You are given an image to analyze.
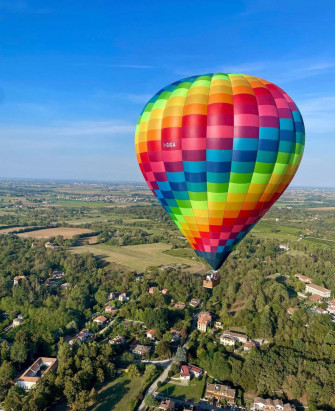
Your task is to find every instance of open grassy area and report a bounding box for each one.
[72,242,206,273]
[157,376,206,402]
[17,227,93,239]
[89,374,144,411]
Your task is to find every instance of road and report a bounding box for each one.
[137,359,173,411]
[137,310,200,411]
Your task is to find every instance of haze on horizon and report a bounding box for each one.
[0,0,334,187]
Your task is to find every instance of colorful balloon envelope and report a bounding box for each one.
[135,73,305,270]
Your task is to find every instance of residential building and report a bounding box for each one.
[146,329,155,339]
[12,317,24,327]
[287,308,298,315]
[162,288,169,295]
[221,330,248,344]
[108,292,119,300]
[305,283,331,298]
[197,312,212,332]
[132,344,151,357]
[214,321,223,329]
[220,335,236,346]
[109,336,126,345]
[17,357,58,390]
[188,364,203,378]
[173,302,186,310]
[205,383,236,404]
[119,292,129,302]
[327,300,335,314]
[158,399,175,410]
[105,305,117,314]
[279,244,289,251]
[13,275,26,286]
[316,307,327,314]
[170,329,181,342]
[93,315,107,325]
[189,298,201,308]
[295,274,312,283]
[180,365,190,382]
[309,294,323,303]
[244,341,256,351]
[149,286,157,295]
[252,397,296,411]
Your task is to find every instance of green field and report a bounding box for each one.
[157,377,206,402]
[72,242,206,273]
[89,375,144,411]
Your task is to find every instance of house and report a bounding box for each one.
[173,302,186,310]
[146,329,155,340]
[252,397,296,411]
[309,294,323,303]
[17,357,58,390]
[162,288,169,295]
[214,321,223,329]
[316,307,327,314]
[189,298,201,308]
[221,330,248,344]
[61,282,70,289]
[45,242,60,249]
[220,335,236,346]
[119,292,129,302]
[105,305,118,314]
[12,317,24,327]
[188,364,203,378]
[158,399,175,410]
[132,344,151,357]
[180,365,191,382]
[205,383,236,404]
[279,244,289,251]
[108,292,119,300]
[13,275,26,286]
[93,315,107,325]
[70,329,93,345]
[244,341,256,351]
[149,286,157,295]
[109,336,126,345]
[287,307,298,315]
[295,273,312,283]
[305,283,331,298]
[327,300,335,314]
[197,312,212,332]
[170,329,182,342]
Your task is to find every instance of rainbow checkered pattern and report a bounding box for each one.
[135,73,305,270]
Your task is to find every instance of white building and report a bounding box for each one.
[305,283,331,298]
[17,357,58,390]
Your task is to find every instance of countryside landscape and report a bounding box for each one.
[1,180,335,410]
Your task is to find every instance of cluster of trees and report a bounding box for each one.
[4,341,116,411]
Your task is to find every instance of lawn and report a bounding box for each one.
[17,227,93,239]
[89,374,145,411]
[72,242,206,273]
[157,376,206,402]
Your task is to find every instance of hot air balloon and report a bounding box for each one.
[135,73,305,279]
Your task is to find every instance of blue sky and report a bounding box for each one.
[0,0,334,186]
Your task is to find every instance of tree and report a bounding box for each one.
[144,393,156,407]
[175,346,187,363]
[4,386,24,411]
[10,342,27,365]
[128,364,140,379]
[144,364,157,382]
[155,341,171,359]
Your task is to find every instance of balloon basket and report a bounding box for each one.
[203,270,220,289]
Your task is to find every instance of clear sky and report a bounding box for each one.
[0,0,334,186]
